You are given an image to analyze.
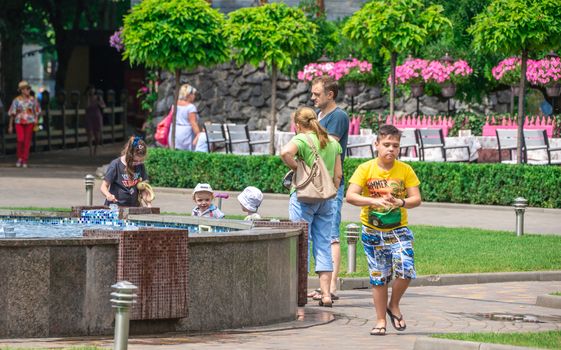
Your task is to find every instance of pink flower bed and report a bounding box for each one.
[389,58,473,85]
[297,58,372,82]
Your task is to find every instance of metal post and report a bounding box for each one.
[345,223,360,273]
[110,281,137,350]
[513,197,528,236]
[84,174,95,206]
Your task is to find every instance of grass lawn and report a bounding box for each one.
[310,222,561,276]
[434,331,561,349]
[551,292,561,296]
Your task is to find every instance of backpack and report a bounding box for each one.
[154,106,174,146]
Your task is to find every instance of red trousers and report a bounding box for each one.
[15,123,34,163]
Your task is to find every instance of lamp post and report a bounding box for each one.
[344,55,359,114]
[405,55,424,116]
[545,51,560,112]
[84,174,95,206]
[440,53,456,115]
[512,197,528,237]
[345,223,360,273]
[111,281,138,350]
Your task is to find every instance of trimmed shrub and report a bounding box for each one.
[146,148,561,208]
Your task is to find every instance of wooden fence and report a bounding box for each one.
[0,89,128,155]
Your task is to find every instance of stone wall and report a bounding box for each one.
[155,62,507,131]
[211,0,369,20]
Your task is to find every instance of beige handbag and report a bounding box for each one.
[293,134,337,203]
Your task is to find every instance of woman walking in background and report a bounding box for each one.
[169,84,201,150]
[85,85,105,157]
[280,106,342,308]
[8,81,40,168]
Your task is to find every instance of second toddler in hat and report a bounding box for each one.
[237,186,264,221]
[191,183,225,218]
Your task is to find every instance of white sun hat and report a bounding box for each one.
[193,183,214,197]
[237,186,263,212]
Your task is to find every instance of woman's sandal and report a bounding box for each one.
[318,296,333,307]
[307,288,321,299]
[387,308,406,331]
[370,326,386,336]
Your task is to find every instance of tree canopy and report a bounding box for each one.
[224,3,317,153]
[224,2,317,72]
[122,0,228,72]
[343,0,451,115]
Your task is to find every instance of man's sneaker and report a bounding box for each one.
[16,159,22,168]
[22,163,28,168]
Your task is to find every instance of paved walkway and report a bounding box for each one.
[1,144,561,349]
[1,281,560,349]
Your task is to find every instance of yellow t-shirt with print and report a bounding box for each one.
[349,158,420,231]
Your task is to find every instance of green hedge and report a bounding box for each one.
[146,148,561,208]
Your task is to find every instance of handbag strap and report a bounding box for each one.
[303,133,320,161]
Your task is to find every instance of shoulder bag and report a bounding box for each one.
[154,106,174,146]
[292,134,337,203]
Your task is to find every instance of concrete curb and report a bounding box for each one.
[308,271,561,290]
[414,337,538,350]
[536,294,561,309]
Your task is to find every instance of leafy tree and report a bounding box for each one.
[469,0,561,163]
[343,0,451,116]
[224,3,317,154]
[122,0,228,149]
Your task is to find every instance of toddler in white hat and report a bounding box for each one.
[237,186,263,221]
[191,183,225,218]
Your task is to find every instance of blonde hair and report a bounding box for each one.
[293,106,330,149]
[178,84,197,100]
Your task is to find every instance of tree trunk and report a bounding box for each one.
[170,69,181,151]
[316,0,325,17]
[389,52,397,118]
[516,49,528,164]
[269,62,277,155]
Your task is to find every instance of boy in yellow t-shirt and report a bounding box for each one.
[346,124,422,336]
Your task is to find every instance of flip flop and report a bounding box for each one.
[307,288,321,298]
[370,326,386,336]
[387,308,406,331]
[330,293,340,300]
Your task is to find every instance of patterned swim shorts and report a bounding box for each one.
[361,226,416,286]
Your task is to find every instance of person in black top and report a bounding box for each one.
[100,136,150,207]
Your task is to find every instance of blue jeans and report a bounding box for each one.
[289,193,334,273]
[330,183,345,243]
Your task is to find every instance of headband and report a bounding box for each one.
[132,136,143,150]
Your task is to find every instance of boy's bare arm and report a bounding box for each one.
[402,186,421,209]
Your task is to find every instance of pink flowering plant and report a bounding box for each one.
[391,58,473,85]
[297,58,373,84]
[491,57,522,86]
[109,28,124,52]
[526,57,561,87]
[392,58,429,85]
[423,59,473,84]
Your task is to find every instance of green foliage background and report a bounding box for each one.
[145,148,561,208]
